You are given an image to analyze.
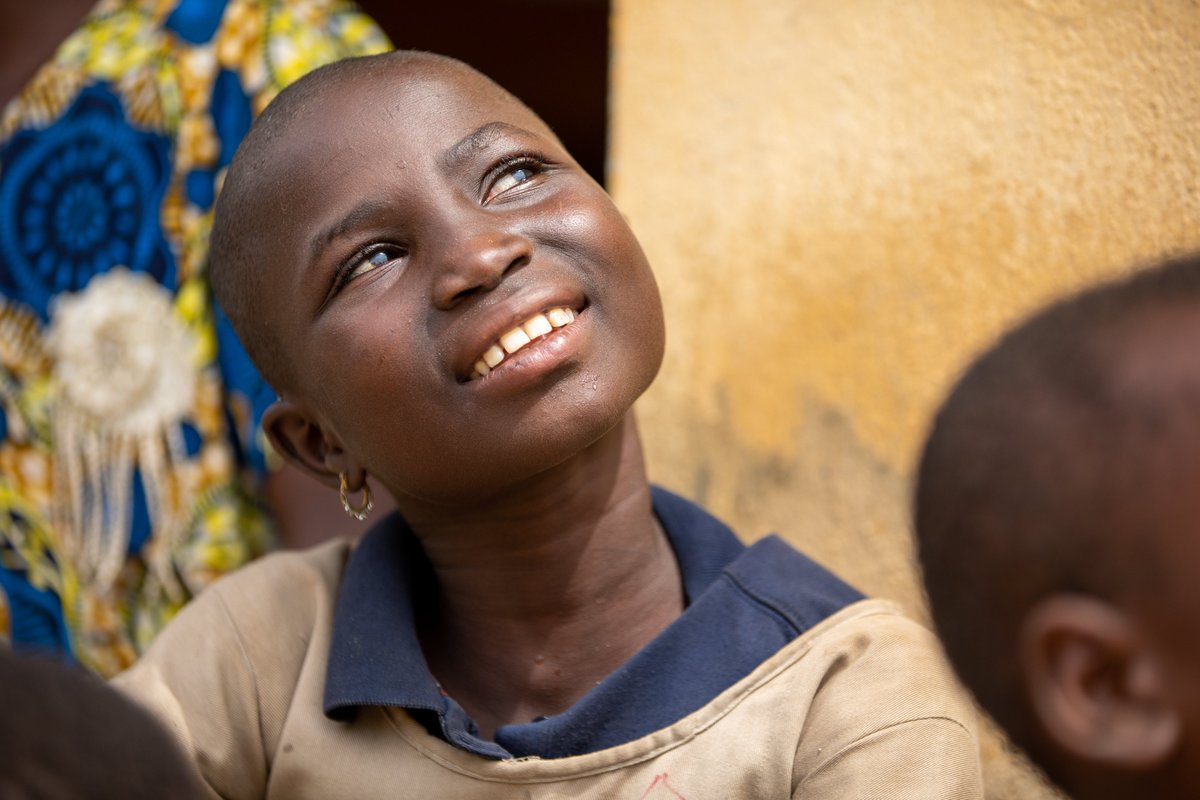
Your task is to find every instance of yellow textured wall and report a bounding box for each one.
[610,1,1199,797]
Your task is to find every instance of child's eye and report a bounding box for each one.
[484,157,543,203]
[339,244,406,289]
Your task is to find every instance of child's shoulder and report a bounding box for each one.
[112,536,358,758]
[130,536,355,670]
[192,536,355,644]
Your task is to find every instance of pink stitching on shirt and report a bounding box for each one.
[638,773,687,799]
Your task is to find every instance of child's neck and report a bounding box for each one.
[403,414,684,740]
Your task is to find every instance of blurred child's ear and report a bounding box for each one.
[262,399,361,489]
[1018,594,1180,771]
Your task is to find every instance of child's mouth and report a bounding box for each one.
[470,306,578,381]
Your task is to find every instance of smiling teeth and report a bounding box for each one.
[546,308,573,327]
[472,307,576,379]
[500,327,531,354]
[482,345,504,368]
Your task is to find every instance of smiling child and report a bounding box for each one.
[113,50,983,799]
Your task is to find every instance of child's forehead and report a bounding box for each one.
[312,57,544,135]
[265,66,553,193]
[340,58,473,97]
[262,71,552,196]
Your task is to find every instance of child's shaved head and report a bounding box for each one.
[210,51,547,392]
[915,253,1200,785]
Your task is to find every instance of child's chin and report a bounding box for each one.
[431,422,631,505]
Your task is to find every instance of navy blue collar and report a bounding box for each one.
[323,486,863,759]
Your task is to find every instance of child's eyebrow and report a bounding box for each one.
[310,198,394,262]
[441,121,537,172]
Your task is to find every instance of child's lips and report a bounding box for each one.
[453,281,587,382]
[468,306,579,381]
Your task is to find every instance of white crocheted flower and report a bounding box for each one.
[47,268,195,435]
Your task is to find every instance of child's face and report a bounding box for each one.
[256,58,664,504]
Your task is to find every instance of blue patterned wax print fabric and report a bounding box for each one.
[0,83,173,320]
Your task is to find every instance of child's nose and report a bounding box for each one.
[431,227,532,309]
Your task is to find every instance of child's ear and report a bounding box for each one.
[262,399,361,489]
[1018,594,1180,771]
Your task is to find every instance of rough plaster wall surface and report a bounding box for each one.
[609,1,1199,797]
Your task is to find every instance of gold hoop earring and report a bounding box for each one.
[339,473,373,521]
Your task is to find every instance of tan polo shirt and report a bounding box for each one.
[113,535,982,799]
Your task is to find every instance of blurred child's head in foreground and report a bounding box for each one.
[0,647,202,798]
[915,252,1200,799]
